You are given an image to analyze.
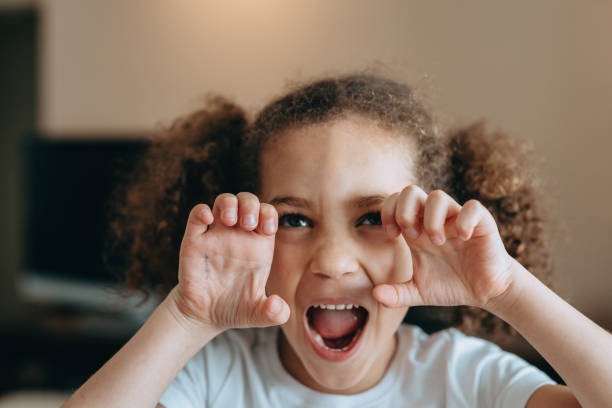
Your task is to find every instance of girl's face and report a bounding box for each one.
[260,115,415,394]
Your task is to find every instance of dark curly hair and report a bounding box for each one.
[105,72,553,337]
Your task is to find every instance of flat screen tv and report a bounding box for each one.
[20,135,151,308]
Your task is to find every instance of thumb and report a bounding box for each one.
[249,294,290,328]
[373,282,423,308]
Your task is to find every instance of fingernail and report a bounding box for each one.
[385,225,400,236]
[403,227,419,240]
[243,214,256,227]
[431,235,444,245]
[270,298,281,314]
[264,219,276,234]
[222,208,237,221]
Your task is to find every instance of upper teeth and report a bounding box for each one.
[313,304,358,310]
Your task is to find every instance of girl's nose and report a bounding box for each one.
[309,238,360,280]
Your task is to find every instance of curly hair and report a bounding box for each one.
[105,72,553,337]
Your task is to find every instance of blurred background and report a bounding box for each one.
[1,0,611,406]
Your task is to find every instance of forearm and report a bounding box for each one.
[487,259,612,408]
[63,287,222,408]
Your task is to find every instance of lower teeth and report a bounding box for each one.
[313,329,360,352]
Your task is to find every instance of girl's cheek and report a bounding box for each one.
[364,239,413,285]
[266,261,291,299]
[277,226,387,245]
[357,228,392,244]
[267,240,303,292]
[275,229,311,245]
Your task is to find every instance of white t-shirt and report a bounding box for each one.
[159,324,555,407]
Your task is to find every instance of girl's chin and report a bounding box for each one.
[294,349,371,393]
[279,325,371,393]
[279,316,375,393]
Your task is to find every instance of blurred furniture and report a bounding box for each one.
[0,391,68,408]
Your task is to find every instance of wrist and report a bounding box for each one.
[162,286,224,342]
[482,257,531,319]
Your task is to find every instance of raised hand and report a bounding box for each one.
[373,185,515,309]
[174,192,290,331]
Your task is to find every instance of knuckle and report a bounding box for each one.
[189,203,209,221]
[259,203,277,218]
[190,203,206,214]
[422,222,441,236]
[383,191,400,206]
[402,184,422,194]
[394,210,414,228]
[237,192,260,210]
[464,199,482,210]
[218,192,236,200]
[428,189,447,202]
[215,193,237,206]
[237,191,258,201]
[381,193,400,220]
[455,222,470,235]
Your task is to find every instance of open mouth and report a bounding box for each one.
[304,303,369,362]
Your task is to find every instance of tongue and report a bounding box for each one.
[311,308,365,339]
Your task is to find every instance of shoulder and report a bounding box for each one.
[396,324,556,407]
[399,324,516,363]
[405,324,545,379]
[397,323,493,362]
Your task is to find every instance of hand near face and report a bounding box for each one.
[176,193,289,331]
[373,185,515,310]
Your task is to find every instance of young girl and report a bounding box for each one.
[64,73,611,407]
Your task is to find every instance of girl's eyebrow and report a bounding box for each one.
[267,194,386,209]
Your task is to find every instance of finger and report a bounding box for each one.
[455,199,495,241]
[237,192,260,231]
[381,192,401,238]
[213,193,238,226]
[395,185,427,241]
[250,294,290,327]
[184,204,214,239]
[423,190,462,246]
[372,282,423,308]
[256,203,278,236]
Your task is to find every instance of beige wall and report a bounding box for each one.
[37,0,612,328]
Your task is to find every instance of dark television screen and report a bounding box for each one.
[21,136,150,283]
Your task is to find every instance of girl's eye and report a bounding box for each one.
[278,213,311,228]
[358,211,382,226]
[278,211,382,228]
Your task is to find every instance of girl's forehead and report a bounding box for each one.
[262,116,413,161]
[259,117,416,202]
